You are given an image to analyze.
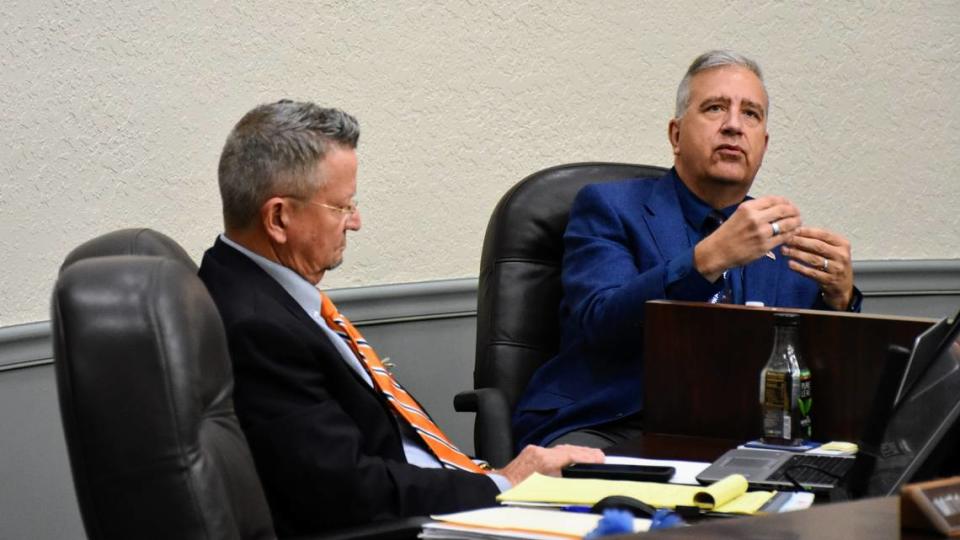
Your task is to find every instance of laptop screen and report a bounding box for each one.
[859,311,960,496]
[895,316,953,407]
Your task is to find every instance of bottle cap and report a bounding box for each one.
[773,312,800,326]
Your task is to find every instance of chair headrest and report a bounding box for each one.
[61,228,197,272]
[481,163,668,265]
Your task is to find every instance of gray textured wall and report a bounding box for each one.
[2,1,959,327]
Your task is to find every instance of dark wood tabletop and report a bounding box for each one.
[629,495,942,539]
[606,432,738,463]
[598,302,943,538]
[604,432,943,539]
[643,301,933,442]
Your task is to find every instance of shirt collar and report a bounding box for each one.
[219,233,322,317]
[672,169,744,229]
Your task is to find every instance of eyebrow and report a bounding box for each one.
[699,95,766,117]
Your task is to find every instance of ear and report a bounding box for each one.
[668,118,681,155]
[261,197,291,244]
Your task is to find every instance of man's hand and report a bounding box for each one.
[781,227,855,310]
[496,444,605,486]
[694,196,802,282]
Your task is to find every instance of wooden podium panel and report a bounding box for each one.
[643,301,934,441]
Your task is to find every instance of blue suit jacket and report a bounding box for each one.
[512,170,845,449]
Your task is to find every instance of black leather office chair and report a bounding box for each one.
[54,255,278,539]
[53,232,425,540]
[455,162,668,467]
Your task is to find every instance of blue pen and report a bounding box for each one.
[560,505,593,513]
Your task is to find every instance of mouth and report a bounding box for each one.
[715,144,745,157]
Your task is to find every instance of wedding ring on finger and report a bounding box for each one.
[822,258,830,272]
[770,221,781,237]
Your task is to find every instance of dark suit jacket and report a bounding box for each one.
[199,238,497,535]
[513,170,858,449]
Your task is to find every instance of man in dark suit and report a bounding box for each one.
[513,50,862,450]
[199,100,602,535]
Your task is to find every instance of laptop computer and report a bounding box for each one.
[697,307,960,493]
[852,308,960,497]
[894,315,953,407]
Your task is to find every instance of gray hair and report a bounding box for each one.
[674,50,766,118]
[218,99,360,230]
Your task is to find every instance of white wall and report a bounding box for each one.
[2,1,958,327]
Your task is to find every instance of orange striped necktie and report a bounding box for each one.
[319,292,486,474]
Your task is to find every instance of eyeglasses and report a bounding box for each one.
[283,196,359,217]
[312,200,359,217]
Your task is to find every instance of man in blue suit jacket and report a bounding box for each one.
[513,50,862,450]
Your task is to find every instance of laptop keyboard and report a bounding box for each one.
[767,455,855,487]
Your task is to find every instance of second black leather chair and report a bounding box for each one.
[456,162,668,467]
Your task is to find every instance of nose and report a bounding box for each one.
[346,207,362,231]
[721,107,743,135]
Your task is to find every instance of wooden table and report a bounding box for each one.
[598,302,940,538]
[631,496,941,539]
[606,433,737,462]
[606,433,942,539]
[643,301,933,441]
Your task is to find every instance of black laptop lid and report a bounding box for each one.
[859,313,960,496]
[894,314,955,406]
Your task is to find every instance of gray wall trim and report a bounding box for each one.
[327,277,478,325]
[0,278,480,372]
[855,259,960,296]
[3,259,958,371]
[0,321,54,372]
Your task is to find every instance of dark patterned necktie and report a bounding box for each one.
[702,211,733,304]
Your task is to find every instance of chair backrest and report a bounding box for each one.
[52,255,276,540]
[60,228,197,272]
[474,162,669,409]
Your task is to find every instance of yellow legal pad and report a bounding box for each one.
[497,473,775,515]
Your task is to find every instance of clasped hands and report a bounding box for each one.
[693,195,854,311]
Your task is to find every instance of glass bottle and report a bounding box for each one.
[759,312,812,445]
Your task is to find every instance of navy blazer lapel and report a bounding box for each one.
[206,239,387,392]
[642,172,690,263]
[209,239,325,335]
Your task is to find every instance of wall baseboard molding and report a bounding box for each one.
[0,321,53,372]
[3,260,957,372]
[854,259,960,296]
[327,278,478,325]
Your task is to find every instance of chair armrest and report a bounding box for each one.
[453,390,479,412]
[454,388,514,468]
[285,516,431,540]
